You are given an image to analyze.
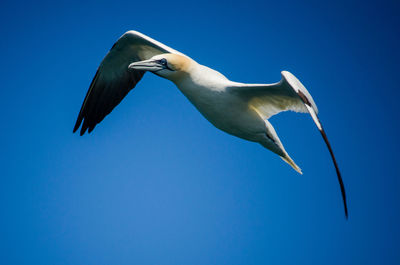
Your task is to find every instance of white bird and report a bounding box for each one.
[73,31,348,218]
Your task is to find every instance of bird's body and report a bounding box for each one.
[73,31,348,218]
[171,62,264,142]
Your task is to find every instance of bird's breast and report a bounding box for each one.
[175,74,265,140]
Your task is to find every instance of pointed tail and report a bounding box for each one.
[281,155,302,174]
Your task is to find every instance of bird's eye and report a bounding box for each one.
[160,58,167,65]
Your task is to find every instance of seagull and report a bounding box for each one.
[73,30,348,218]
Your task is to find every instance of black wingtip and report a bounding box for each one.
[339,170,348,220]
[319,127,349,220]
[296,91,348,219]
[73,119,85,135]
[73,124,79,134]
[80,120,89,136]
[73,116,83,133]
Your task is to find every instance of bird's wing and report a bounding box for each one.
[229,71,348,218]
[229,71,318,120]
[73,31,186,135]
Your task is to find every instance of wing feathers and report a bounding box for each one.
[287,74,348,218]
[74,31,182,135]
[73,69,100,133]
[230,71,348,218]
[303,104,348,219]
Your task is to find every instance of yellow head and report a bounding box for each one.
[128,53,193,81]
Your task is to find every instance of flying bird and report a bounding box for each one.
[73,31,348,218]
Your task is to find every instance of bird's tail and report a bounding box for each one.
[281,155,302,174]
[260,120,302,174]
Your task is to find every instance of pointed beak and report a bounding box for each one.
[128,59,163,72]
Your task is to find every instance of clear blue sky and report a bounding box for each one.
[1,0,399,264]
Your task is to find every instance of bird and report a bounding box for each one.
[73,30,348,218]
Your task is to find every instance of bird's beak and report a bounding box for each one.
[128,59,163,72]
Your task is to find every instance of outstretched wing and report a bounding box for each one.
[229,71,348,218]
[73,31,186,135]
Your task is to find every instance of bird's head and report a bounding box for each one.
[128,53,193,81]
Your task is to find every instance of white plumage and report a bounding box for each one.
[74,31,348,218]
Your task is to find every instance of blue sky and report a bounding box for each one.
[1,0,399,264]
